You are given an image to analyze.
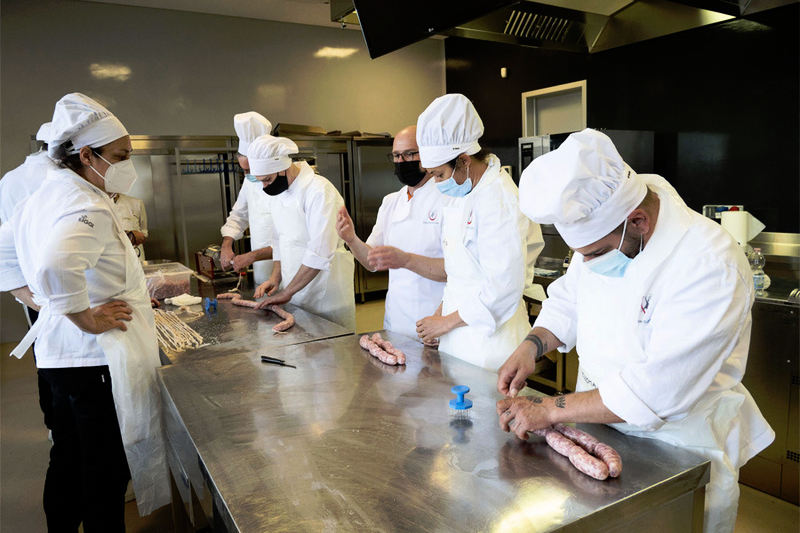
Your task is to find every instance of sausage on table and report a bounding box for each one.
[359,335,400,365]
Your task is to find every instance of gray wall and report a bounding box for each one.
[0,0,445,342]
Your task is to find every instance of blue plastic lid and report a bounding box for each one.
[449,385,473,410]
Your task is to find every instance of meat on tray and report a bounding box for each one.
[359,332,406,366]
[534,424,622,481]
[218,293,295,333]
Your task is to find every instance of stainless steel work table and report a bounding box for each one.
[157,286,353,365]
[158,330,709,532]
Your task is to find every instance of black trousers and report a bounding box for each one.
[38,366,131,533]
[27,307,54,430]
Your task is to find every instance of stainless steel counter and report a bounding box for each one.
[158,284,353,365]
[159,330,709,533]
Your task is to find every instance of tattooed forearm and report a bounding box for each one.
[524,333,547,361]
[555,396,566,409]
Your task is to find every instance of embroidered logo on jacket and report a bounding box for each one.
[428,208,438,221]
[467,210,474,226]
[638,292,653,324]
[78,215,94,228]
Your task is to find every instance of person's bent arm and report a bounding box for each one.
[231,246,273,273]
[497,327,564,398]
[336,206,373,268]
[66,301,133,334]
[368,246,446,282]
[496,389,625,440]
[256,265,319,308]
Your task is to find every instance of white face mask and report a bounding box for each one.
[89,152,138,194]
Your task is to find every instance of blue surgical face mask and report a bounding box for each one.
[584,218,641,278]
[245,173,257,183]
[436,164,472,198]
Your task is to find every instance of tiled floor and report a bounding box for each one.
[2,299,797,532]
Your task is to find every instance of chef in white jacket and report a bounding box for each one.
[0,122,54,224]
[0,93,169,529]
[220,112,275,284]
[496,129,774,533]
[414,94,544,370]
[336,125,449,341]
[250,134,356,331]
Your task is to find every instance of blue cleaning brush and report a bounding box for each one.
[449,385,473,419]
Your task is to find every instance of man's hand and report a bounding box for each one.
[150,298,160,308]
[255,291,292,308]
[231,252,254,273]
[368,246,408,271]
[254,276,280,299]
[10,286,39,311]
[220,240,235,271]
[129,230,146,246]
[336,206,357,244]
[496,396,554,440]
[497,341,539,398]
[416,312,459,345]
[67,300,133,334]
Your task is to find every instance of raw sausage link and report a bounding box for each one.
[359,335,399,365]
[568,445,609,480]
[594,442,623,478]
[267,305,295,332]
[555,424,600,454]
[545,430,577,457]
[231,298,260,308]
[369,333,406,364]
[217,292,242,300]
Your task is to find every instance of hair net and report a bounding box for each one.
[247,134,298,175]
[234,112,273,156]
[519,128,647,249]
[416,94,483,168]
[47,93,128,158]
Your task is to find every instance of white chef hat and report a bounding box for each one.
[247,134,298,176]
[416,94,484,168]
[47,93,129,158]
[519,128,647,249]
[234,112,273,156]
[36,122,52,143]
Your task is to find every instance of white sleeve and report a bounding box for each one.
[599,259,753,430]
[38,208,113,315]
[532,258,580,352]
[365,195,390,247]
[0,221,25,291]
[220,183,250,240]
[457,200,526,336]
[301,184,343,271]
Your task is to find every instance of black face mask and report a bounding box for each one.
[263,173,289,196]
[393,160,426,187]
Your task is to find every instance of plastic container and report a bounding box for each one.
[143,262,193,300]
[748,248,770,296]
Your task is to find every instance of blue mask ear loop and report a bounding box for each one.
[617,217,644,256]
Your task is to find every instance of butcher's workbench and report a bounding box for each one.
[158,322,710,532]
[157,278,353,365]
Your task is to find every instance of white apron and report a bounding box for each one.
[381,183,447,340]
[439,202,530,370]
[271,193,355,331]
[247,184,275,285]
[11,203,171,517]
[575,266,744,533]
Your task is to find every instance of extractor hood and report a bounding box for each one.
[334,0,797,56]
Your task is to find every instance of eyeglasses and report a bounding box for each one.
[386,150,419,162]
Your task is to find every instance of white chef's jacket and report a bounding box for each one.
[221,178,275,284]
[111,193,148,260]
[366,177,449,340]
[0,151,54,224]
[0,166,131,368]
[535,174,773,533]
[438,155,540,369]
[271,162,355,330]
